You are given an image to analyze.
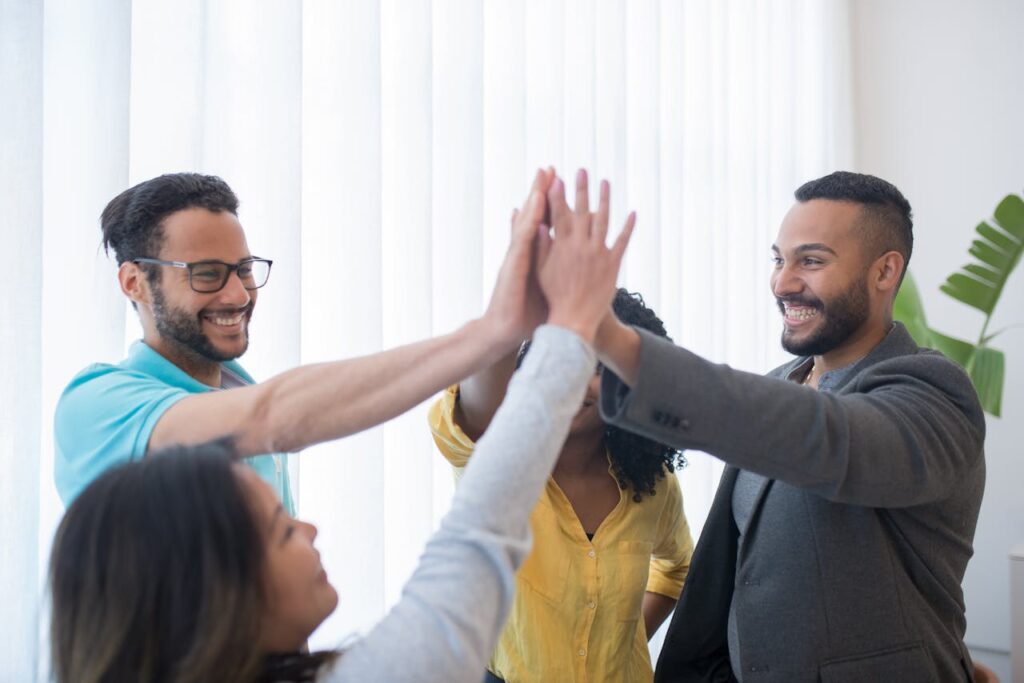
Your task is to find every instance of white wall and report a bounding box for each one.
[852,0,1024,678]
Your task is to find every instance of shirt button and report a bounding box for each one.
[587,600,596,609]
[588,550,596,558]
[578,648,586,657]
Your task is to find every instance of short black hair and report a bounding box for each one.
[100,172,239,266]
[795,171,913,284]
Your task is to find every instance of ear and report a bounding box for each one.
[873,251,905,294]
[119,262,153,306]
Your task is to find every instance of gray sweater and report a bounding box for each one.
[320,324,595,682]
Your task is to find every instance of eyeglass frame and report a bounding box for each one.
[132,256,273,293]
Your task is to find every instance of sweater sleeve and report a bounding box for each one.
[320,325,594,683]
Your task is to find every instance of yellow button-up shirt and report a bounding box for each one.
[429,386,694,682]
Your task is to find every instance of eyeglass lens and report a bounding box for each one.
[190,260,270,292]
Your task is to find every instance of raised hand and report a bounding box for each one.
[481,167,556,349]
[537,169,635,344]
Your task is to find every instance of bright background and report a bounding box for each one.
[1,1,1019,681]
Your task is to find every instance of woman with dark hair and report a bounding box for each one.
[428,286,694,683]
[49,169,635,683]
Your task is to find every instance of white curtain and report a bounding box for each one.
[0,0,852,677]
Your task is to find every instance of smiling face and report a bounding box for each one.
[132,208,258,371]
[236,467,339,653]
[771,199,882,360]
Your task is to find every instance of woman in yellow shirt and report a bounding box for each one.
[429,288,694,683]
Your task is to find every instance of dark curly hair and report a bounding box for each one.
[519,288,686,502]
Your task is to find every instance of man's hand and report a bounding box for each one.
[538,169,635,344]
[481,168,555,350]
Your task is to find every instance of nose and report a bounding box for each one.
[771,262,802,299]
[218,269,252,307]
[301,520,318,542]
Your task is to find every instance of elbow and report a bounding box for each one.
[235,382,291,455]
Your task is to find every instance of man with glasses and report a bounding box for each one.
[54,169,578,512]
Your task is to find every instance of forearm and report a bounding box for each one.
[454,348,519,441]
[593,311,641,387]
[642,592,678,640]
[253,318,512,455]
[151,318,514,456]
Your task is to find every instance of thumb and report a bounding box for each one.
[610,212,636,264]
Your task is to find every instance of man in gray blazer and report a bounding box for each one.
[577,171,985,682]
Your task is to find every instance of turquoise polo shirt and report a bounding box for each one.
[54,341,294,513]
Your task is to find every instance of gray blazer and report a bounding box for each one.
[600,323,985,683]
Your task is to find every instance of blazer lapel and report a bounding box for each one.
[655,467,741,683]
[736,475,774,560]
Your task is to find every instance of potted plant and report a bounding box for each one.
[894,192,1024,416]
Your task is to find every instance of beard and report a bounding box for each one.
[151,285,251,363]
[778,275,870,356]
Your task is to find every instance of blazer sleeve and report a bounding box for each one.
[599,328,985,508]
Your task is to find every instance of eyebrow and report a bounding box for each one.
[268,504,284,533]
[771,243,839,256]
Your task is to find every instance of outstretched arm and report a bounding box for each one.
[147,169,556,457]
[456,204,551,441]
[323,170,634,683]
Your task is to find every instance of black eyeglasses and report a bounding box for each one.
[133,257,273,293]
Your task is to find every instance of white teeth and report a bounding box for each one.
[207,313,245,326]
[784,306,818,321]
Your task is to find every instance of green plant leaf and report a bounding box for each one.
[940,194,1024,316]
[994,193,1024,241]
[941,273,998,312]
[893,270,934,347]
[968,346,1005,417]
[929,329,975,368]
[977,221,1018,252]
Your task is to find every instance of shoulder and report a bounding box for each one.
[627,465,683,515]
[854,347,978,402]
[59,361,186,411]
[848,347,986,442]
[55,360,190,447]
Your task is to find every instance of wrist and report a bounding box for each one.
[595,319,641,387]
[546,310,600,345]
[468,315,521,361]
[593,310,623,356]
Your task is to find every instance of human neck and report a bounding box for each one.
[554,430,607,478]
[815,315,893,375]
[144,332,222,387]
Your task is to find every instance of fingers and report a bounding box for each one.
[547,175,572,237]
[574,168,589,216]
[523,189,545,227]
[610,211,636,265]
[527,167,555,216]
[536,223,553,269]
[510,188,545,251]
[518,168,550,218]
[594,179,610,245]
